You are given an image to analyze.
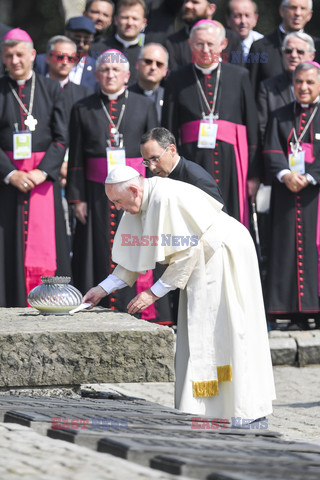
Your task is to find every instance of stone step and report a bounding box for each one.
[0,307,175,388]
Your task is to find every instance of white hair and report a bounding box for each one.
[282,32,315,53]
[96,49,130,71]
[293,61,320,81]
[112,175,144,193]
[281,0,312,10]
[190,21,226,43]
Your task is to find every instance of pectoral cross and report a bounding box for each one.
[24,114,38,132]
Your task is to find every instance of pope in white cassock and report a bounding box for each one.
[84,165,275,422]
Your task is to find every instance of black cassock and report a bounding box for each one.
[162,62,259,224]
[0,74,70,307]
[263,102,320,315]
[67,90,172,323]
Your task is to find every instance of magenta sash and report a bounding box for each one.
[86,157,145,183]
[86,156,156,320]
[6,151,56,298]
[180,119,249,227]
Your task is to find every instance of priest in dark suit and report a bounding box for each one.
[248,0,320,99]
[263,61,320,329]
[129,43,168,122]
[258,31,315,145]
[140,127,225,206]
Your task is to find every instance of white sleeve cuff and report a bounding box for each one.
[4,170,16,184]
[305,173,317,185]
[277,169,291,182]
[99,273,128,294]
[150,278,176,298]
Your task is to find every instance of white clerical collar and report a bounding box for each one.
[59,77,69,88]
[194,62,219,74]
[170,156,181,174]
[10,70,33,85]
[115,32,139,49]
[101,86,126,100]
[143,87,158,96]
[300,96,320,108]
[279,24,303,35]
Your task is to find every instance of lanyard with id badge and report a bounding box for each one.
[289,101,320,174]
[193,63,221,149]
[100,91,127,173]
[10,72,38,160]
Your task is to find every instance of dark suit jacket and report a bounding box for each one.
[248,27,320,99]
[165,27,242,71]
[128,83,164,122]
[168,156,225,209]
[257,71,294,144]
[0,23,12,75]
[34,53,98,91]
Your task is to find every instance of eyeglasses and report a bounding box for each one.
[283,47,306,55]
[50,52,78,63]
[140,58,165,68]
[68,34,93,45]
[141,146,169,166]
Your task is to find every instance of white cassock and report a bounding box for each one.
[102,175,276,421]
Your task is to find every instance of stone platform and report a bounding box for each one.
[0,308,175,388]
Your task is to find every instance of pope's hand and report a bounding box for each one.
[82,285,107,308]
[127,289,159,315]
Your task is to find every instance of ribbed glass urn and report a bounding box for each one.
[28,277,82,315]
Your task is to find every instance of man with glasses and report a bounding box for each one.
[258,32,315,145]
[140,127,224,204]
[162,20,259,226]
[129,43,168,122]
[248,0,320,99]
[66,50,172,324]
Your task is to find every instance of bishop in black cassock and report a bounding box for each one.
[162,20,259,226]
[263,62,320,321]
[0,29,71,307]
[67,50,171,323]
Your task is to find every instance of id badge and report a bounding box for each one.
[197,121,218,149]
[288,150,305,174]
[106,147,126,173]
[13,132,32,160]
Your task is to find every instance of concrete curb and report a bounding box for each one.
[269,330,320,366]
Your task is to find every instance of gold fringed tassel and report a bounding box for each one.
[192,380,219,398]
[217,365,232,382]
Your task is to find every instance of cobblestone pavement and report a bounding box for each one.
[268,365,320,445]
[89,365,320,445]
[0,366,319,479]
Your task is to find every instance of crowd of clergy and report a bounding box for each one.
[1,0,320,332]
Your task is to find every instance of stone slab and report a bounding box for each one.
[269,336,297,366]
[291,331,320,366]
[0,308,175,387]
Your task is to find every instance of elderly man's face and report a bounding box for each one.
[106,183,142,214]
[294,67,320,104]
[189,26,225,67]
[280,0,312,32]
[227,0,258,41]
[95,59,130,93]
[283,36,314,72]
[140,140,175,177]
[136,45,168,87]
[2,42,36,80]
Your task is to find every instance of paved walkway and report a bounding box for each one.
[0,366,319,479]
